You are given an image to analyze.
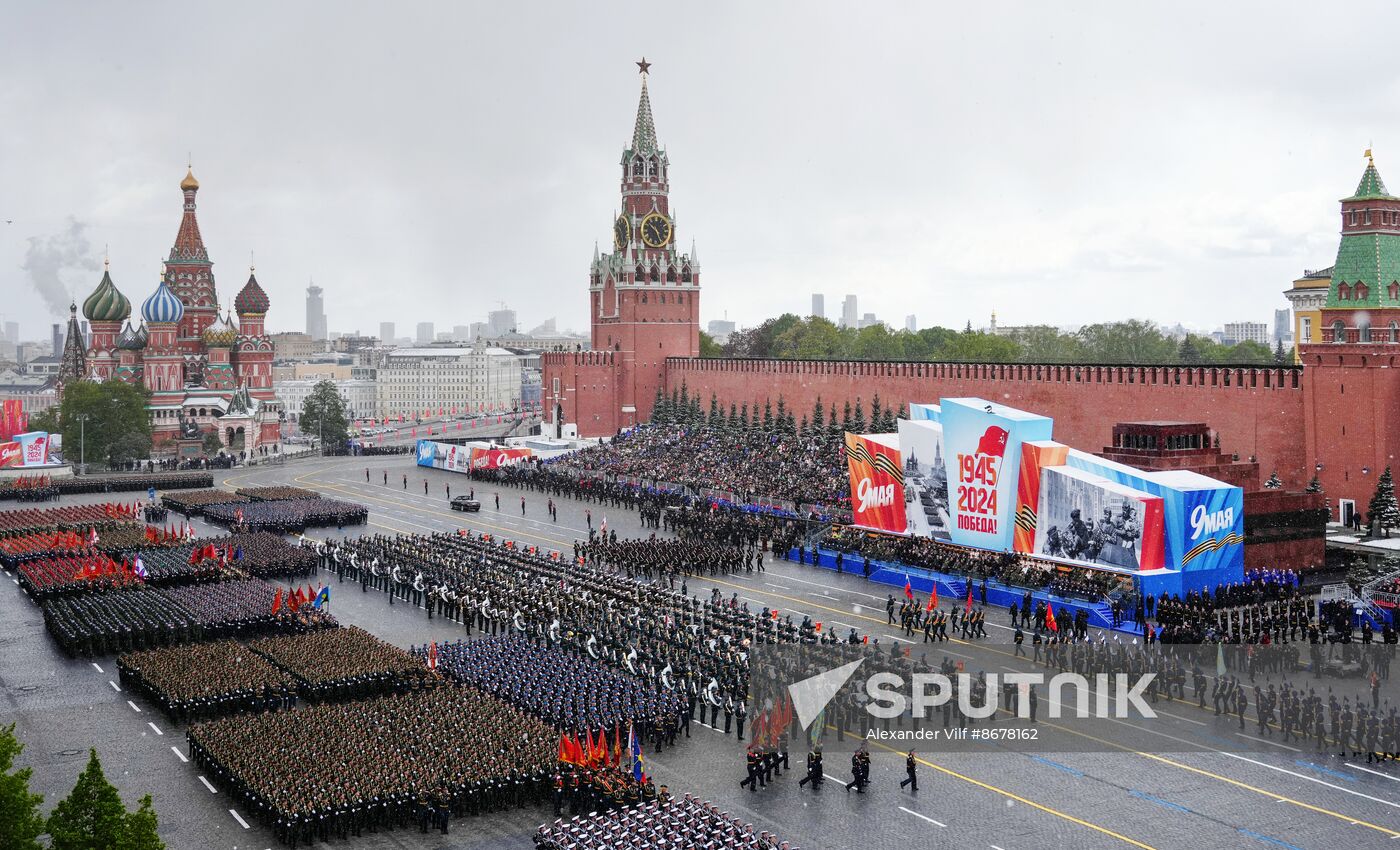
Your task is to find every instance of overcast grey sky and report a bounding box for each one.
[0,2,1391,340]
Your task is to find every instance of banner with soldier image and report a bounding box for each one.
[1032,465,1165,570]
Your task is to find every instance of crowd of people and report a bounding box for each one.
[40,580,336,656]
[116,639,298,722]
[535,795,799,850]
[204,498,368,533]
[161,489,251,516]
[247,626,437,703]
[187,686,557,846]
[422,635,687,741]
[0,471,212,501]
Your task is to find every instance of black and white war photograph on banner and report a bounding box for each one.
[898,418,950,540]
[1034,466,1149,569]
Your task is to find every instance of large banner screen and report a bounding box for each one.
[469,446,532,470]
[1032,466,1165,570]
[940,399,1053,552]
[896,418,950,540]
[844,432,907,534]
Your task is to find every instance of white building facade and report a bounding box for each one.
[375,345,521,419]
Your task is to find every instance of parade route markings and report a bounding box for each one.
[171,746,187,763]
[899,806,946,827]
[229,809,250,829]
[198,775,217,793]
[148,722,163,736]
[126,700,141,713]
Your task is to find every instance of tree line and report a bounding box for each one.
[1,723,165,849]
[651,383,901,436]
[703,315,1293,366]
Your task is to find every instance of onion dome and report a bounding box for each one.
[234,270,270,314]
[115,321,144,350]
[141,275,185,324]
[82,263,131,323]
[180,167,199,191]
[202,313,238,347]
[134,322,149,347]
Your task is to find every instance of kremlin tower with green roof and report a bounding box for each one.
[1322,152,1400,340]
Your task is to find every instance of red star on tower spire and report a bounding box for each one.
[636,57,651,75]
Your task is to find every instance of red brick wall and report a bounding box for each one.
[543,351,622,435]
[666,357,1309,490]
[1299,343,1400,515]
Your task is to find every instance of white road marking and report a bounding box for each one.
[1222,753,1400,810]
[91,662,104,673]
[148,721,163,736]
[1348,764,1400,783]
[885,635,913,644]
[126,700,141,713]
[199,775,217,793]
[108,680,121,692]
[1155,709,1207,727]
[769,572,885,600]
[764,582,791,589]
[229,809,250,829]
[990,846,1009,850]
[899,806,946,827]
[171,746,188,762]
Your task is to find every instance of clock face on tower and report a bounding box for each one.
[641,213,672,248]
[614,215,630,251]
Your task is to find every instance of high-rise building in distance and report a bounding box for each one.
[378,321,395,344]
[416,322,434,344]
[306,284,327,340]
[841,295,857,329]
[811,293,824,320]
[905,314,917,332]
[1273,308,1291,344]
[488,308,517,336]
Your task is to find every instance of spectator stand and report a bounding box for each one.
[796,529,1138,634]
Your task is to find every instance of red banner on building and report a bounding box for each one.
[845,432,907,534]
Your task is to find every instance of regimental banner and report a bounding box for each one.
[939,399,1053,553]
[1032,466,1165,571]
[844,432,907,534]
[896,418,950,541]
[1013,441,1071,553]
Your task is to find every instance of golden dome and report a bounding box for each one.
[180,168,200,191]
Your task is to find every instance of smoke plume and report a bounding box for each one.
[21,218,99,316]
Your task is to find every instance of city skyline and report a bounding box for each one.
[3,4,1393,342]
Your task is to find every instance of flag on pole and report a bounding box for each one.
[903,577,914,601]
[428,641,438,669]
[132,556,147,580]
[271,587,284,615]
[1045,602,1058,633]
[88,527,99,546]
[965,584,974,613]
[628,723,645,782]
[313,585,330,609]
[1215,641,1226,677]
[926,585,939,612]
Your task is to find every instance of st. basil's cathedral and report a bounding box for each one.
[65,168,282,455]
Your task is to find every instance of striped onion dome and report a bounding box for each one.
[234,271,270,315]
[141,276,184,324]
[82,266,131,323]
[134,322,149,347]
[115,321,145,350]
[202,313,238,347]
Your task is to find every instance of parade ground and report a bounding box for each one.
[4,453,1399,850]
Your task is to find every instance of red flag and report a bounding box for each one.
[1045,602,1058,633]
[272,587,283,614]
[814,622,822,632]
[965,584,974,614]
[584,729,596,765]
[597,729,609,766]
[188,547,200,565]
[558,734,571,765]
[927,585,939,612]
[904,578,914,601]
[428,641,438,670]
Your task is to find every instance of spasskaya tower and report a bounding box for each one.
[544,59,702,437]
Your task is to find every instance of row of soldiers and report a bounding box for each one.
[578,536,763,580]
[116,639,298,722]
[187,685,557,847]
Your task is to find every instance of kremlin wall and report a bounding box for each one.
[544,68,1381,528]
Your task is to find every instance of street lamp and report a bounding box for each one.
[74,413,90,475]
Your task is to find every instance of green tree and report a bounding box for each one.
[851,397,867,433]
[48,750,127,850]
[1075,320,1176,363]
[1368,467,1400,537]
[53,381,152,470]
[1177,335,1203,364]
[723,313,803,357]
[201,430,223,456]
[1016,326,1082,362]
[939,329,1021,362]
[300,380,350,450]
[0,723,44,850]
[698,331,723,358]
[850,324,902,360]
[1273,337,1287,364]
[1264,471,1282,489]
[1305,475,1323,494]
[119,794,165,850]
[811,396,824,431]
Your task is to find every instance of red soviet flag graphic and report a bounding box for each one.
[976,425,1009,458]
